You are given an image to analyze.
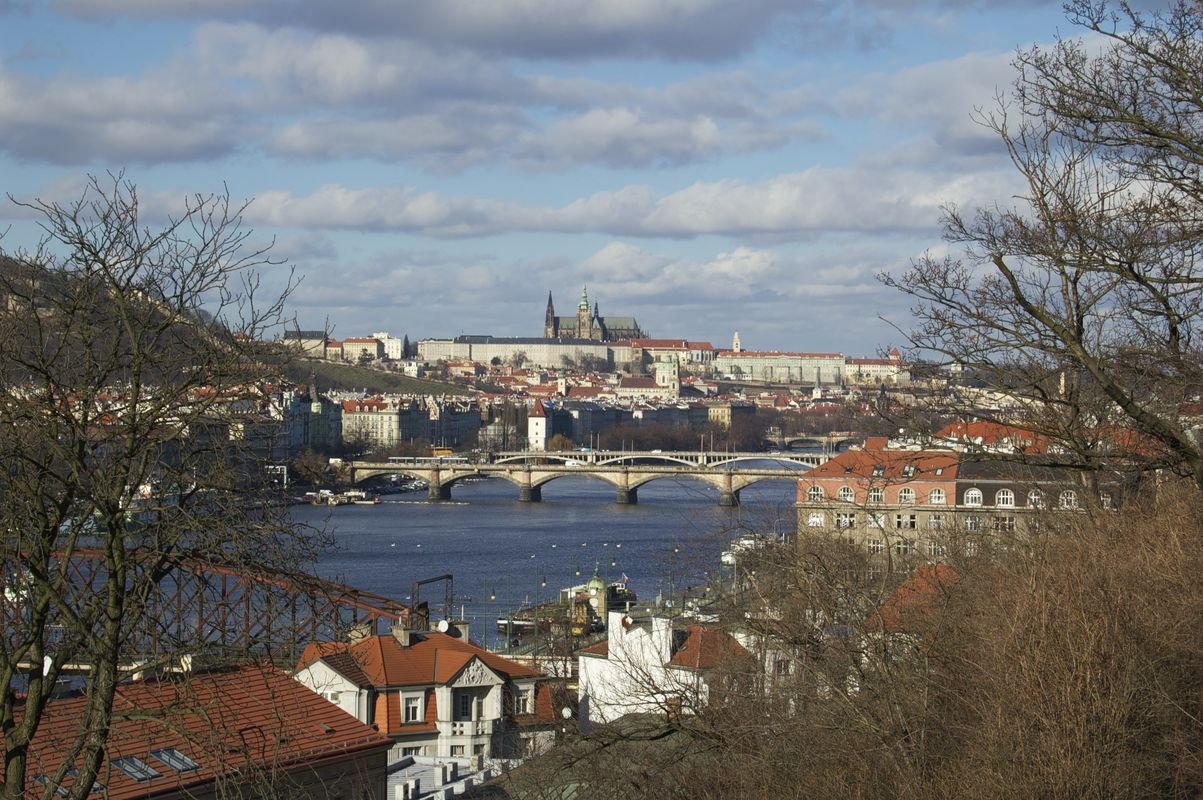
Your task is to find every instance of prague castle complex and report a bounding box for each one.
[544,286,645,342]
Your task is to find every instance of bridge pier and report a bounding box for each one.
[427,483,452,502]
[519,485,543,502]
[616,487,638,505]
[719,490,740,507]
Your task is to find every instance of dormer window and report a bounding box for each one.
[902,465,916,478]
[872,464,885,477]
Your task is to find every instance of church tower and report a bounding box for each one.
[577,285,591,339]
[733,331,742,353]
[544,291,556,338]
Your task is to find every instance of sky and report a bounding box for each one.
[0,0,1128,356]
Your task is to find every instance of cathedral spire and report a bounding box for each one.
[544,291,556,338]
[579,284,589,310]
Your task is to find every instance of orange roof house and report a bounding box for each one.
[5,666,390,800]
[293,629,554,762]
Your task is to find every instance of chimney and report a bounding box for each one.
[391,626,412,647]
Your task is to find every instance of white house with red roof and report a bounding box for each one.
[293,628,555,762]
[577,611,751,725]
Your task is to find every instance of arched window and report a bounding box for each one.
[837,486,854,502]
[898,487,915,504]
[995,489,1015,508]
[1059,489,1078,509]
[928,488,946,505]
[1027,489,1043,508]
[868,487,884,503]
[964,488,983,507]
[807,485,824,502]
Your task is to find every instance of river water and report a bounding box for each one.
[294,466,802,647]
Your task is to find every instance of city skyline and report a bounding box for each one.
[0,1,1103,353]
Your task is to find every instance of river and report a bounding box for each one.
[294,467,802,647]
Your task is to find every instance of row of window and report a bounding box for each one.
[807,511,1017,531]
[807,485,1091,509]
[866,538,982,557]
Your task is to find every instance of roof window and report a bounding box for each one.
[902,465,915,477]
[871,465,885,477]
[150,748,199,773]
[111,757,162,783]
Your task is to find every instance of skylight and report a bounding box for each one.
[32,775,68,797]
[150,748,199,773]
[111,756,162,782]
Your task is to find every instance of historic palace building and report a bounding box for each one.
[544,286,645,342]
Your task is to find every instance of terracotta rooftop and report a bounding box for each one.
[867,564,960,634]
[669,626,752,671]
[805,447,960,482]
[7,665,390,800]
[296,632,542,689]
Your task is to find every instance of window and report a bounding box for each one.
[807,485,824,502]
[513,687,531,715]
[898,487,915,504]
[995,489,1015,508]
[451,745,465,757]
[902,465,916,478]
[872,464,885,477]
[1100,492,1112,509]
[928,488,946,505]
[401,747,423,757]
[894,513,917,530]
[964,540,980,557]
[868,487,884,503]
[928,514,945,530]
[867,538,885,554]
[869,512,886,529]
[323,691,341,703]
[112,757,162,783]
[1027,489,1044,508]
[405,695,422,723]
[1059,490,1078,509]
[458,693,472,720]
[807,511,825,528]
[894,539,915,556]
[475,694,485,719]
[835,512,856,529]
[993,515,1016,532]
[837,486,854,502]
[867,565,883,581]
[773,659,791,677]
[926,540,946,557]
[964,514,982,532]
[964,488,983,506]
[149,749,198,773]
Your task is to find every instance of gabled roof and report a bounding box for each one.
[668,626,752,671]
[296,632,542,690]
[7,666,390,800]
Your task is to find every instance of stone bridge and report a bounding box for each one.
[349,450,826,507]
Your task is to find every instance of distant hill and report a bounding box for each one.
[283,359,472,396]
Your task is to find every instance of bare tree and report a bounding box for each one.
[0,175,319,799]
[881,0,1203,486]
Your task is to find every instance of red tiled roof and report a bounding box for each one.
[805,447,960,482]
[296,632,542,690]
[668,626,751,671]
[867,564,959,634]
[6,666,390,800]
[936,420,1048,453]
